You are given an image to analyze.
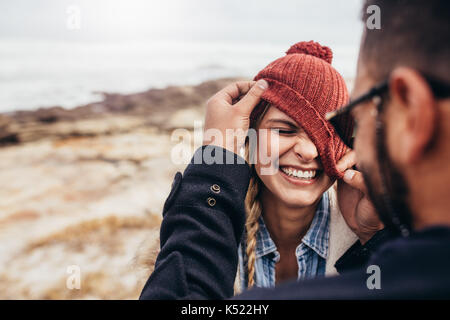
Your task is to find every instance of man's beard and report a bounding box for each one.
[360,114,414,237]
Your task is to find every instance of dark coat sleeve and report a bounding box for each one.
[139,145,250,300]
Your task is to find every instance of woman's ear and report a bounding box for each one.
[388,67,437,164]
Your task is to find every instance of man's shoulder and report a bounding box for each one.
[371,225,450,261]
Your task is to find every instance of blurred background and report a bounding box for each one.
[0,0,363,299]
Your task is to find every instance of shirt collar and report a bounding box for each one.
[301,191,330,259]
[255,191,330,260]
[255,215,278,259]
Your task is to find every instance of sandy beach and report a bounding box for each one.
[0,78,241,299]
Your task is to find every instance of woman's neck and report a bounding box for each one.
[260,187,319,249]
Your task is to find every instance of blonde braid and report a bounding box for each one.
[243,101,270,288]
[245,175,262,288]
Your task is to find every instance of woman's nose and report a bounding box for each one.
[293,136,318,161]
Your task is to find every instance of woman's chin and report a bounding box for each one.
[278,192,320,208]
[274,174,330,207]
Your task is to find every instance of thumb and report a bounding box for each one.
[235,79,269,115]
[342,169,369,194]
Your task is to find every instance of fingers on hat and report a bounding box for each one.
[336,150,357,172]
[212,81,256,104]
[235,80,269,113]
[343,169,368,194]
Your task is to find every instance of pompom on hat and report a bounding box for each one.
[251,40,353,180]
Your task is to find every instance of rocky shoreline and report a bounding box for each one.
[0,78,241,145]
[0,78,241,299]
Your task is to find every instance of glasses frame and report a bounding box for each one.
[326,74,450,148]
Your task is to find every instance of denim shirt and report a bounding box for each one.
[238,191,330,289]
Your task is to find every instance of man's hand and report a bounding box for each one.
[203,80,268,154]
[336,151,384,244]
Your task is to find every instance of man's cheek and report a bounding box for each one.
[384,105,406,165]
[354,131,372,169]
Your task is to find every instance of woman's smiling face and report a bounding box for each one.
[254,106,334,208]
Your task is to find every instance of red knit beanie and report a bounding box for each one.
[252,41,353,180]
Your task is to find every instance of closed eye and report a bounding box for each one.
[272,128,297,135]
[266,119,299,135]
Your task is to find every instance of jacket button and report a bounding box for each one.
[207,197,216,207]
[210,184,221,193]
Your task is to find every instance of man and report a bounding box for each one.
[140,0,450,299]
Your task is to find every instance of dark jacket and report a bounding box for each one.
[139,146,450,300]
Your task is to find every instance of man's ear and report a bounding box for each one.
[389,67,437,163]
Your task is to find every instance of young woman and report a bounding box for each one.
[235,41,357,291]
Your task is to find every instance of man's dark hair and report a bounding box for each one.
[359,1,449,236]
[360,0,450,83]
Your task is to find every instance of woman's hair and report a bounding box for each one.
[244,101,270,288]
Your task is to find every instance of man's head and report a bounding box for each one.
[352,0,450,235]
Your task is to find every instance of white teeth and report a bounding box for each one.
[281,167,317,179]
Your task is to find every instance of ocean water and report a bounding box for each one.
[0,0,363,112]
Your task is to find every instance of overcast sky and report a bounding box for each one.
[0,0,366,111]
[0,0,364,45]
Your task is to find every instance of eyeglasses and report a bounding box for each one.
[325,74,450,148]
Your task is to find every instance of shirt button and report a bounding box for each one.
[210,184,221,193]
[207,197,216,207]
